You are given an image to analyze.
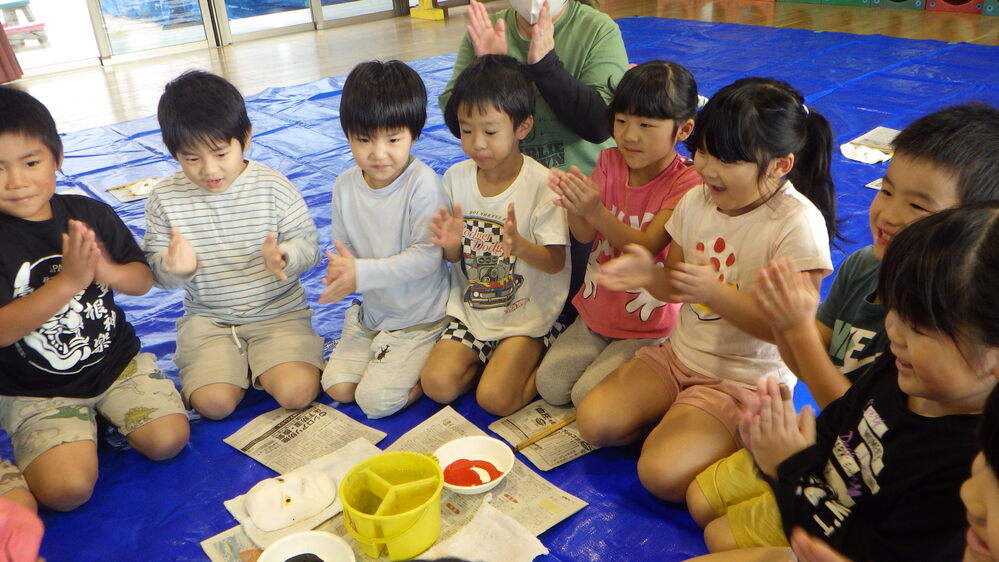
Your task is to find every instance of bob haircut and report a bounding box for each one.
[158,70,252,157]
[451,54,534,129]
[892,103,999,206]
[879,201,999,348]
[340,60,427,140]
[605,60,697,134]
[0,86,63,162]
[684,77,837,240]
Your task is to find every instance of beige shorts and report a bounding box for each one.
[0,460,27,496]
[175,308,324,400]
[0,352,187,469]
[636,339,757,442]
[696,448,789,548]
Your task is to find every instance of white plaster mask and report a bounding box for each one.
[244,470,336,532]
[509,0,566,25]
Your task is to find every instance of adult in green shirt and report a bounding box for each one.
[440,0,628,319]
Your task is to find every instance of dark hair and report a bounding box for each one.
[980,385,999,471]
[605,60,697,134]
[0,86,62,162]
[892,103,999,205]
[340,60,427,140]
[880,202,999,347]
[157,70,251,156]
[685,77,837,240]
[451,54,534,128]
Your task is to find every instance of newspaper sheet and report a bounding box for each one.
[200,526,257,562]
[223,402,386,474]
[488,400,597,471]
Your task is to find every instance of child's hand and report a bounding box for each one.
[548,166,601,221]
[790,528,853,562]
[262,232,288,281]
[502,203,525,257]
[467,0,507,57]
[741,377,816,479]
[526,1,555,64]
[597,244,656,291]
[93,237,118,287]
[319,242,357,305]
[429,204,464,252]
[754,258,819,333]
[669,250,723,305]
[164,227,197,276]
[60,219,99,291]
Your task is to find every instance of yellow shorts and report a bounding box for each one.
[695,448,789,548]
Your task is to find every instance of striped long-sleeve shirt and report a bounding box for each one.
[142,160,320,324]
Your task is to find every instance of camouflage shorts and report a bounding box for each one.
[0,460,27,496]
[0,352,186,469]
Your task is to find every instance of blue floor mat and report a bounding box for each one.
[18,16,999,561]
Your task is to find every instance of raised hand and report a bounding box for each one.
[526,1,555,64]
[548,166,601,220]
[429,204,465,252]
[502,203,525,257]
[669,249,723,305]
[754,257,819,333]
[262,232,289,281]
[319,241,357,305]
[741,376,815,478]
[93,237,118,287]
[164,227,197,276]
[467,0,507,57]
[597,244,656,291]
[60,219,99,291]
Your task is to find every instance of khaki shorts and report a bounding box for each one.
[696,448,789,548]
[0,460,27,496]
[175,309,324,400]
[0,352,187,469]
[636,339,757,442]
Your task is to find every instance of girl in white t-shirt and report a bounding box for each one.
[535,61,702,408]
[579,77,837,503]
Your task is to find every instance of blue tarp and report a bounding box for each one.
[16,16,999,561]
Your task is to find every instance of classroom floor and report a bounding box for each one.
[16,9,999,560]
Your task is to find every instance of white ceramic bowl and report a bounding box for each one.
[433,436,515,495]
[258,530,356,562]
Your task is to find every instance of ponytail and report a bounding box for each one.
[788,108,837,241]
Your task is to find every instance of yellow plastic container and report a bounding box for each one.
[340,451,443,560]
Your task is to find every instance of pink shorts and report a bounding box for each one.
[636,340,757,443]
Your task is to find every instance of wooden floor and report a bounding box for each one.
[12,0,999,133]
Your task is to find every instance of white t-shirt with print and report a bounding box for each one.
[666,183,833,387]
[442,157,570,341]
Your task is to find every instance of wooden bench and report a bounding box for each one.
[1,0,48,48]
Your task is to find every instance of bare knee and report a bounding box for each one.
[25,462,96,512]
[127,414,190,461]
[190,384,243,420]
[686,479,720,528]
[577,398,636,447]
[421,369,463,405]
[271,385,318,410]
[704,516,740,552]
[325,382,356,404]
[475,384,522,417]
[637,452,691,503]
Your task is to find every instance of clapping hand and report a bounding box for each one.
[753,257,819,333]
[262,232,289,281]
[319,241,357,305]
[526,1,555,64]
[502,203,526,257]
[429,204,464,252]
[597,244,656,291]
[164,227,197,276]
[548,166,601,221]
[60,219,99,291]
[669,250,723,305]
[739,376,815,479]
[467,0,507,57]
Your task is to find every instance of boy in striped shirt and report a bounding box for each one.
[142,70,323,421]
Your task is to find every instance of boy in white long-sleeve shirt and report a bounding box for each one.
[143,70,324,421]
[318,60,450,419]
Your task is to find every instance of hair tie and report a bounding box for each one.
[802,105,810,116]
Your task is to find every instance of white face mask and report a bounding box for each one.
[509,0,566,25]
[244,470,336,532]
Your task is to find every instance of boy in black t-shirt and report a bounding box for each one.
[0,87,189,512]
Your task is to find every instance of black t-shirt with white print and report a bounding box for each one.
[0,194,145,398]
[770,351,977,561]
